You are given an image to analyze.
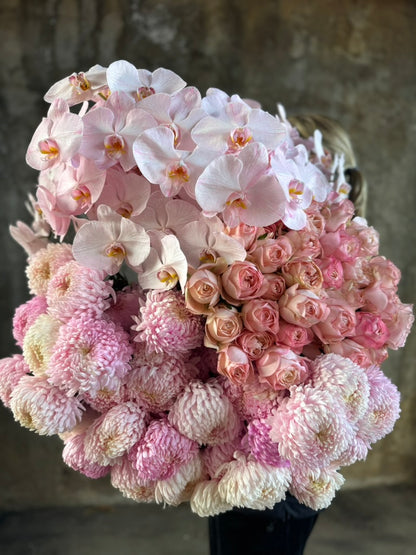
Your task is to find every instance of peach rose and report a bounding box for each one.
[312,298,356,344]
[185,269,221,315]
[241,299,280,335]
[217,345,253,386]
[250,236,293,272]
[256,346,310,390]
[261,274,286,301]
[221,261,265,305]
[278,284,329,328]
[236,330,275,360]
[282,259,323,291]
[204,305,243,349]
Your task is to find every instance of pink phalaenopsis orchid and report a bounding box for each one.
[106,60,186,99]
[195,142,286,227]
[138,231,188,292]
[80,91,157,171]
[26,98,83,171]
[192,92,286,154]
[44,64,109,106]
[72,204,150,275]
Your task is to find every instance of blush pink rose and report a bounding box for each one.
[236,330,275,360]
[353,312,390,349]
[256,346,310,390]
[312,297,356,344]
[282,259,323,291]
[347,221,379,256]
[360,283,394,314]
[185,269,221,315]
[204,305,243,349]
[278,284,330,328]
[342,258,372,289]
[241,299,280,335]
[325,339,375,369]
[221,261,265,305]
[317,256,344,289]
[320,230,360,263]
[320,199,355,232]
[277,322,314,354]
[217,345,254,386]
[250,236,293,272]
[225,223,259,250]
[382,299,414,350]
[285,229,321,259]
[305,209,325,236]
[261,274,287,301]
[369,256,401,290]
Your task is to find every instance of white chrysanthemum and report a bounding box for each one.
[155,453,205,506]
[111,455,155,503]
[311,353,370,424]
[23,314,61,375]
[290,467,345,510]
[190,480,233,517]
[168,379,241,446]
[10,375,83,436]
[217,453,291,510]
[84,402,147,466]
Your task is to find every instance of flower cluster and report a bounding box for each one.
[1,61,413,515]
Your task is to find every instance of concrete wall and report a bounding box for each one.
[0,0,415,509]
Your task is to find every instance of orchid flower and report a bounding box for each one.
[72,205,150,275]
[133,126,216,198]
[136,192,200,233]
[106,60,186,100]
[175,215,246,269]
[138,231,187,292]
[88,166,151,221]
[80,91,157,171]
[270,144,330,230]
[44,64,109,106]
[26,99,83,171]
[195,142,286,227]
[192,93,286,154]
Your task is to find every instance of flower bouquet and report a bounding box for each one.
[1,60,413,516]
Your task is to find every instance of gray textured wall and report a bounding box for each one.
[0,0,415,509]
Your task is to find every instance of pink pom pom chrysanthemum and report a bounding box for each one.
[311,353,370,424]
[12,296,48,348]
[111,455,156,503]
[0,354,30,408]
[155,452,205,506]
[83,402,147,466]
[23,314,61,375]
[133,289,204,354]
[48,315,133,396]
[26,242,73,296]
[217,452,291,510]
[247,418,287,467]
[10,375,84,435]
[168,379,241,446]
[62,433,111,479]
[130,418,198,482]
[126,347,198,411]
[290,467,345,510]
[46,260,113,323]
[269,385,355,470]
[357,365,401,445]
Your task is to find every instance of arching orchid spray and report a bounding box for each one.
[1,60,413,515]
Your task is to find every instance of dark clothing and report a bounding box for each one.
[209,495,319,555]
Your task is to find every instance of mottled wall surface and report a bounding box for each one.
[0,0,415,509]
